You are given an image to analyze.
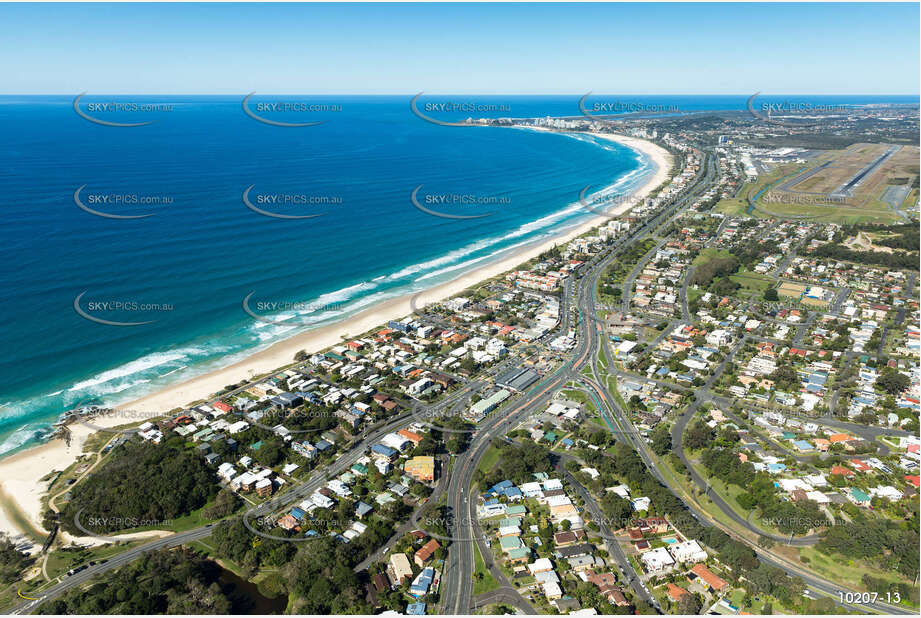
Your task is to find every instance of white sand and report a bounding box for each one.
[0,130,672,540]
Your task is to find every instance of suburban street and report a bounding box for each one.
[8,144,914,618]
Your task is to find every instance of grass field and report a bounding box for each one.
[44,539,146,580]
[730,271,774,292]
[715,196,750,217]
[692,247,735,267]
[796,545,915,597]
[598,341,609,369]
[715,146,916,224]
[472,542,501,596]
[477,444,502,475]
[560,389,597,414]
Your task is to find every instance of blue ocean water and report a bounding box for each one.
[0,94,915,456]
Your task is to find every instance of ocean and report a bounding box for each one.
[0,94,914,456]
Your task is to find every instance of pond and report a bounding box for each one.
[216,563,288,614]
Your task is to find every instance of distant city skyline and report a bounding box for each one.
[1,2,918,95]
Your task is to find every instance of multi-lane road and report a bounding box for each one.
[9,142,914,616]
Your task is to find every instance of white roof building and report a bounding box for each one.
[310,491,334,509]
[641,546,675,571]
[521,482,544,497]
[217,463,236,481]
[805,491,830,504]
[869,486,902,501]
[777,478,813,493]
[631,496,651,512]
[228,420,250,434]
[545,494,572,507]
[527,558,554,574]
[669,539,708,564]
[327,480,352,498]
[381,432,412,452]
[804,473,827,487]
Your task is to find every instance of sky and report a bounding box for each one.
[1,2,918,94]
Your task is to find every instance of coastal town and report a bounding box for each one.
[0,88,917,618]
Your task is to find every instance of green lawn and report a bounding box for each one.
[730,271,774,292]
[692,247,735,267]
[560,389,597,414]
[472,543,501,596]
[477,445,502,475]
[44,540,146,580]
[797,546,916,597]
[714,197,750,217]
[605,376,630,413]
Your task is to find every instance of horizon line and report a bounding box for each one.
[2,92,919,97]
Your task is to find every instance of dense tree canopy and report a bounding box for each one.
[0,533,31,584]
[876,367,911,396]
[59,437,217,534]
[38,550,236,614]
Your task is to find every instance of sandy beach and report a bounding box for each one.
[0,130,672,542]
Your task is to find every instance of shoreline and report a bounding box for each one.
[0,130,673,542]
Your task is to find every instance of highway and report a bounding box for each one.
[441,145,717,613]
[9,142,913,617]
[569,152,911,615]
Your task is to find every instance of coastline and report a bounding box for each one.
[0,131,673,542]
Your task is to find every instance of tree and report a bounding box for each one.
[58,438,217,535]
[650,424,672,455]
[763,288,779,301]
[677,592,701,615]
[38,549,235,614]
[769,363,799,391]
[684,422,714,451]
[875,367,910,396]
[202,489,242,520]
[0,533,30,584]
